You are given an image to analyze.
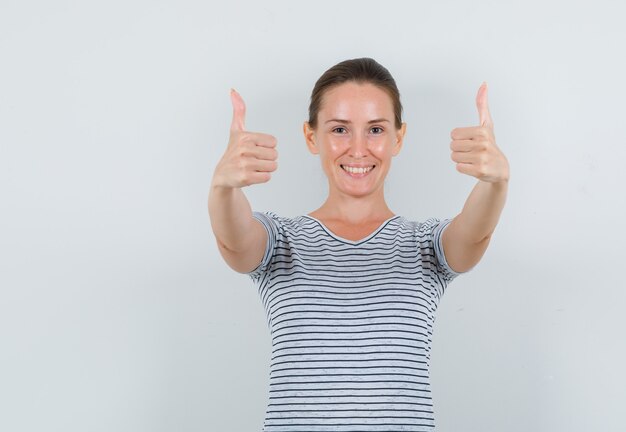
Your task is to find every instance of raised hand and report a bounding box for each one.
[212,89,279,189]
[449,82,510,183]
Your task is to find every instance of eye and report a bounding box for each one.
[332,127,347,134]
[371,126,384,134]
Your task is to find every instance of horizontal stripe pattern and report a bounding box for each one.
[246,211,468,432]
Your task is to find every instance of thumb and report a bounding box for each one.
[230,88,246,132]
[476,81,493,128]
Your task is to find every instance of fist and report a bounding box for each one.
[449,82,510,183]
[211,89,279,189]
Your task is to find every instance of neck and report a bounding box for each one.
[311,183,394,224]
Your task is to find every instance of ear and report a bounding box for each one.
[392,122,407,156]
[303,121,319,155]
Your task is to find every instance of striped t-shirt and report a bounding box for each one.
[245,211,470,432]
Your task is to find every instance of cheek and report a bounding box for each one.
[369,139,392,156]
[327,140,347,155]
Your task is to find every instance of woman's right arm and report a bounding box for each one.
[208,184,267,274]
[208,89,278,273]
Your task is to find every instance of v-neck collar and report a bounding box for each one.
[301,214,400,245]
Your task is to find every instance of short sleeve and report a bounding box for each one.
[245,210,282,280]
[418,217,472,285]
[432,218,471,283]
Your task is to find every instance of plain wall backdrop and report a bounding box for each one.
[1,1,625,431]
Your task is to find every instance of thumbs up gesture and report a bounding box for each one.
[212,89,279,189]
[449,82,510,183]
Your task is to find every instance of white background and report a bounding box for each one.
[1,1,625,431]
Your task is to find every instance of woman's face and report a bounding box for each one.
[303,81,406,199]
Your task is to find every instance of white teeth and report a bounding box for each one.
[341,165,374,174]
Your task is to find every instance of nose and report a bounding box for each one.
[348,131,369,157]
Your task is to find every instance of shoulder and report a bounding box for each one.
[393,215,440,232]
[251,210,308,234]
[393,216,454,247]
[401,216,451,236]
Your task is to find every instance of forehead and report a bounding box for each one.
[319,82,393,118]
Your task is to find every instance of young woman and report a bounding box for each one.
[209,57,509,431]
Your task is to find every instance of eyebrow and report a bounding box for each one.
[325,118,390,124]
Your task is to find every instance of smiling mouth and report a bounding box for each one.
[340,164,376,177]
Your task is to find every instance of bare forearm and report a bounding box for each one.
[456,179,508,243]
[208,182,255,253]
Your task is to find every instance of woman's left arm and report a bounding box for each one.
[441,82,510,274]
